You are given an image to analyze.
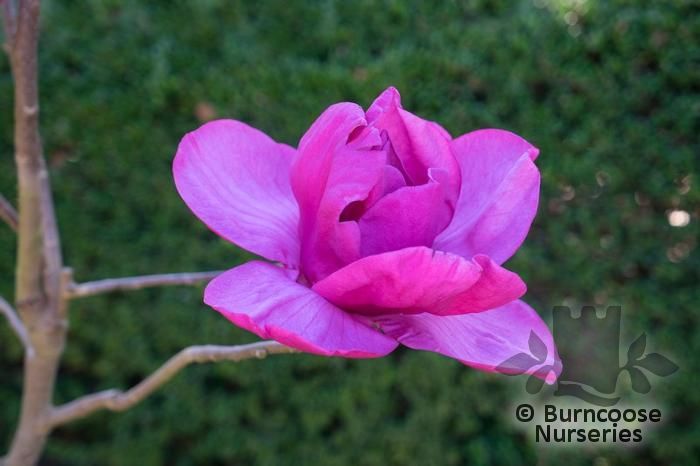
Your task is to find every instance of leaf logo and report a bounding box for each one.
[495,331,556,394]
[623,333,679,394]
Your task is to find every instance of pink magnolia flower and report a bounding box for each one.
[173,87,560,380]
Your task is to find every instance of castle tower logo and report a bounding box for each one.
[496,306,678,406]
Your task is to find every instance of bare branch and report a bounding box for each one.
[66,270,223,299]
[0,193,18,231]
[0,295,34,356]
[5,1,69,463]
[2,0,18,49]
[47,341,298,428]
[12,0,62,312]
[38,163,63,312]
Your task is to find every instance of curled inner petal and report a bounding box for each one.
[291,103,385,282]
[358,180,453,256]
[366,87,461,207]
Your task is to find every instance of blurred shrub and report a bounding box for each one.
[0,0,697,464]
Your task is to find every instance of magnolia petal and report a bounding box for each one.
[205,261,399,357]
[380,165,408,196]
[375,300,561,381]
[312,246,525,316]
[435,129,540,264]
[291,102,366,220]
[304,145,387,282]
[173,119,299,265]
[358,180,453,256]
[367,87,461,206]
[291,104,390,283]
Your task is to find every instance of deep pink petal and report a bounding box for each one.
[173,120,299,265]
[380,165,407,195]
[358,180,453,256]
[434,129,540,264]
[291,102,366,220]
[204,261,398,357]
[375,300,561,381]
[291,104,389,282]
[367,87,461,206]
[430,121,452,141]
[312,246,526,316]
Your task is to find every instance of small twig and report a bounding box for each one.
[0,193,18,231]
[1,0,18,49]
[38,163,64,311]
[0,295,34,356]
[65,270,223,299]
[47,341,298,428]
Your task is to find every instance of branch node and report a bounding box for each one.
[0,295,34,356]
[23,104,38,116]
[15,294,43,311]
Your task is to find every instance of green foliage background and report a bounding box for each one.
[1,0,698,464]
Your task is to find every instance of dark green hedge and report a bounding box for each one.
[1,1,698,464]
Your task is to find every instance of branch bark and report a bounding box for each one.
[47,341,298,428]
[11,0,47,313]
[0,295,33,355]
[4,1,67,465]
[1,0,17,50]
[2,2,300,465]
[0,193,19,231]
[66,270,223,299]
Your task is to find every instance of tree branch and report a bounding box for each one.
[2,0,18,50]
[65,270,223,299]
[0,295,33,356]
[47,341,298,428]
[11,0,62,315]
[5,1,68,464]
[0,193,19,231]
